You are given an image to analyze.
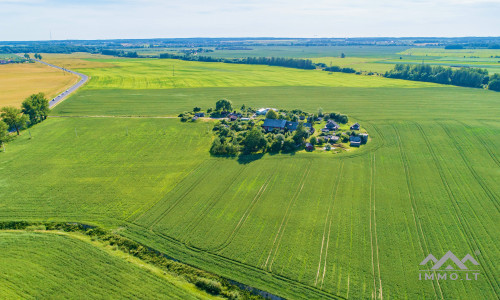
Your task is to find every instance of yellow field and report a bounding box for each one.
[38,52,117,69]
[0,62,79,107]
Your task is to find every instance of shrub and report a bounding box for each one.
[194,278,222,295]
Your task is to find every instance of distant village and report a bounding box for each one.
[178,99,369,155]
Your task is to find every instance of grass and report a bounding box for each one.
[0,62,79,107]
[1,56,499,299]
[0,231,216,299]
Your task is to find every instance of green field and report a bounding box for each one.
[73,58,438,90]
[0,231,215,299]
[1,56,499,299]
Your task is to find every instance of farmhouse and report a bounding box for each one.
[349,136,362,147]
[194,112,205,117]
[325,135,340,143]
[262,119,314,133]
[262,119,286,131]
[350,123,360,130]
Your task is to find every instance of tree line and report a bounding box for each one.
[384,64,499,90]
[160,53,317,70]
[0,93,50,147]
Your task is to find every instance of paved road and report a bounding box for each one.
[19,56,89,108]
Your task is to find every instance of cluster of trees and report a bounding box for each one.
[0,93,50,146]
[210,119,312,156]
[323,66,356,73]
[384,64,491,88]
[33,53,42,60]
[101,50,138,57]
[489,74,500,92]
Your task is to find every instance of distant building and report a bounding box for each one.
[350,123,360,130]
[240,117,250,121]
[305,143,314,151]
[194,112,205,117]
[325,136,339,143]
[256,108,278,115]
[192,116,199,121]
[0,60,7,64]
[325,120,339,131]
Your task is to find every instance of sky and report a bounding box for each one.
[1,0,499,41]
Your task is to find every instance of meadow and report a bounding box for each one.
[1,55,499,299]
[0,62,79,107]
[0,231,214,299]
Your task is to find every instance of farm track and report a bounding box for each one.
[314,162,344,287]
[369,153,383,300]
[145,226,346,299]
[394,125,444,299]
[182,165,249,242]
[439,122,499,212]
[210,170,278,253]
[456,120,500,168]
[263,160,313,271]
[138,159,217,229]
[318,162,344,289]
[414,122,500,297]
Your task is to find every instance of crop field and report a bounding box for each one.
[39,52,118,69]
[71,58,438,90]
[0,62,79,107]
[0,231,213,299]
[1,56,499,299]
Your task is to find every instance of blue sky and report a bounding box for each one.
[1,0,499,40]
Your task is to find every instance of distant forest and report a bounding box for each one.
[384,64,499,91]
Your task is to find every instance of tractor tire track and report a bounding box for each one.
[439,122,499,212]
[211,170,277,253]
[263,160,312,271]
[369,153,383,299]
[458,121,500,168]
[314,161,344,287]
[183,165,248,239]
[145,159,217,229]
[394,125,443,300]
[414,123,499,297]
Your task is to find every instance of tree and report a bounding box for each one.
[489,80,500,92]
[193,107,201,112]
[340,52,346,58]
[0,120,9,145]
[215,99,232,111]
[265,109,278,119]
[21,93,49,125]
[1,107,28,135]
[24,53,30,60]
[292,123,309,144]
[242,128,267,153]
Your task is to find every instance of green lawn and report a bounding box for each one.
[1,56,499,299]
[0,231,214,299]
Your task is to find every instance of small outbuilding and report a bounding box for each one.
[195,112,205,117]
[305,143,314,151]
[350,123,360,130]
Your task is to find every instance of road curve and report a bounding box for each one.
[32,58,89,108]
